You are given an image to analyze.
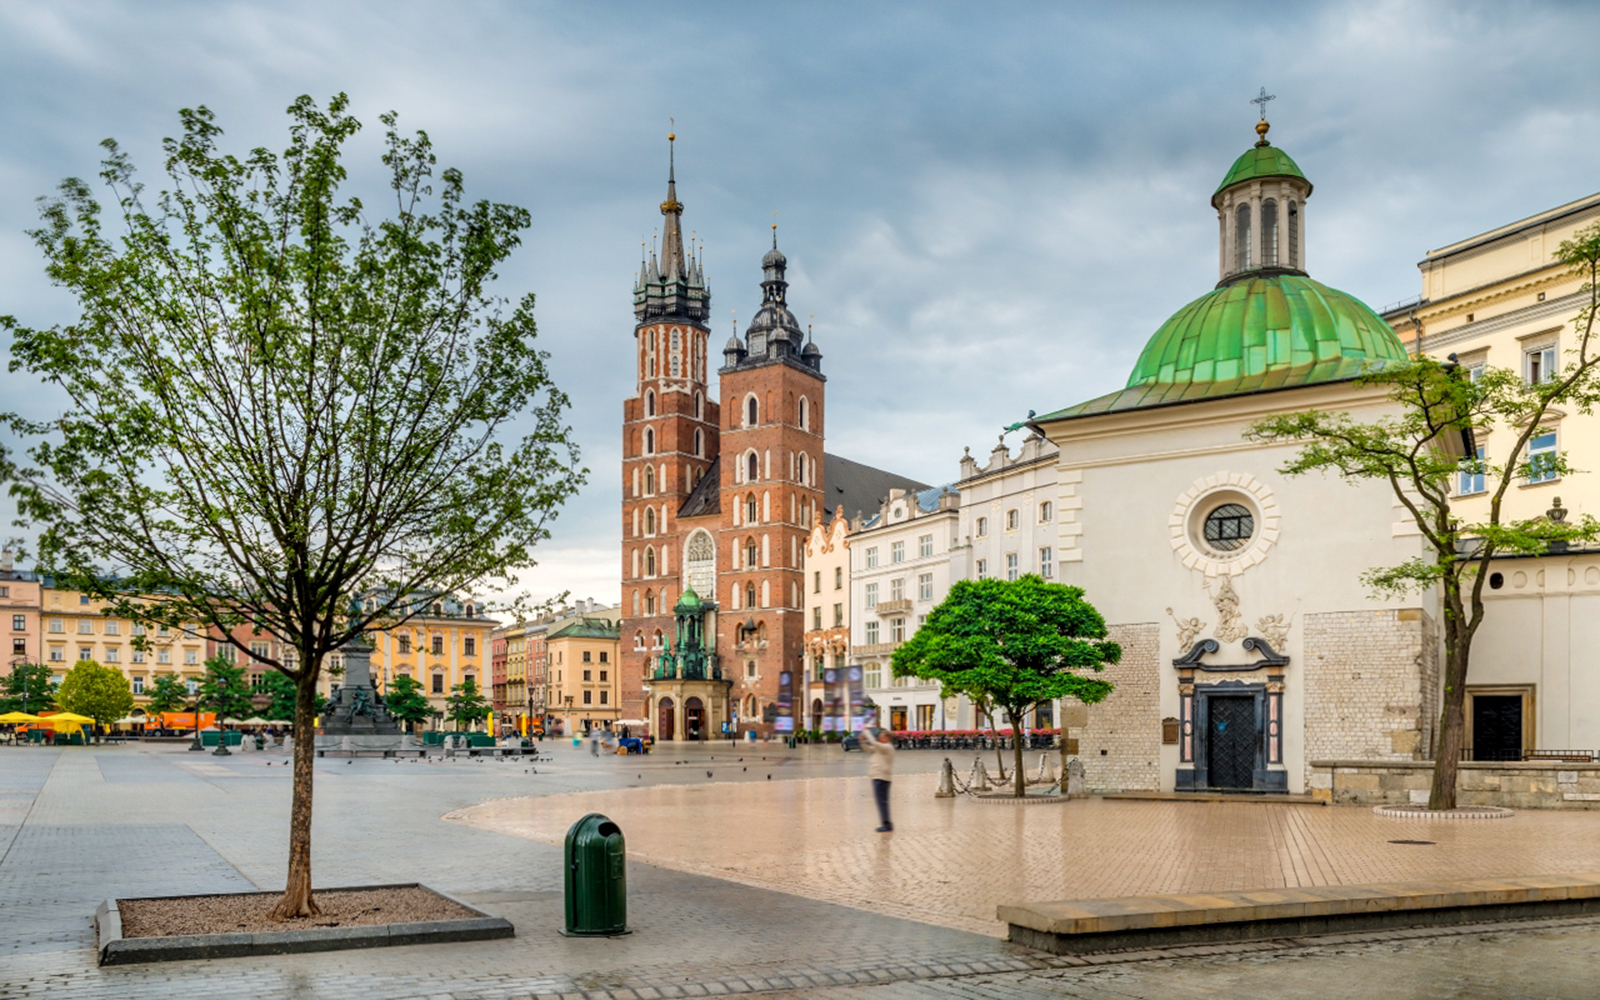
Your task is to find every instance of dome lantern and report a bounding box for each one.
[1212,116,1313,284]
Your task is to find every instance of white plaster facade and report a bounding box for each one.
[848,487,961,731]
[802,509,852,731]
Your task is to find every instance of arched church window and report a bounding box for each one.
[1203,503,1254,552]
[632,591,640,615]
[1261,199,1278,267]
[747,452,758,481]
[695,391,704,419]
[685,530,716,596]
[745,583,757,609]
[645,547,657,577]
[747,396,759,427]
[1235,204,1252,272]
[799,397,808,430]
[1287,202,1299,268]
[645,390,655,416]
[694,429,704,457]
[653,629,664,648]
[671,354,680,377]
[645,508,656,535]
[644,590,655,615]
[644,465,655,495]
[745,494,758,523]
[746,537,758,568]
[644,428,655,455]
[671,328,680,351]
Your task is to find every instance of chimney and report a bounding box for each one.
[0,547,11,572]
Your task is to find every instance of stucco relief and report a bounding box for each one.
[1256,613,1291,650]
[1165,607,1207,650]
[1207,577,1248,642]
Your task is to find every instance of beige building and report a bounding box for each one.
[38,586,207,702]
[802,509,851,732]
[547,615,622,734]
[2,548,41,674]
[359,596,495,726]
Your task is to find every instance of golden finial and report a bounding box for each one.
[1255,119,1271,146]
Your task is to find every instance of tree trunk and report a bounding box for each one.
[1011,707,1026,798]
[269,671,322,920]
[1428,627,1471,811]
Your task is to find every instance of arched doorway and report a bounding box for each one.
[657,697,675,741]
[811,698,823,732]
[685,697,705,741]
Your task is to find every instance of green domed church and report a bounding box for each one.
[1029,116,1436,796]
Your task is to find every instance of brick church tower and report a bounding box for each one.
[618,135,719,733]
[620,138,826,741]
[715,227,825,732]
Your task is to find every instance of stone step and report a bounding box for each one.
[1100,791,1325,806]
[999,873,1600,954]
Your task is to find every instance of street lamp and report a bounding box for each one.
[187,682,204,752]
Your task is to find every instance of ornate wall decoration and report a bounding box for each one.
[1169,471,1281,576]
[1207,577,1248,642]
[1256,613,1291,650]
[1165,607,1207,650]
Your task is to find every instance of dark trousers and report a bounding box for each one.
[872,778,892,828]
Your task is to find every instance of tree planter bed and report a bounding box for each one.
[95,883,513,965]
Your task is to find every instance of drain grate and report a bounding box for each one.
[1387,839,1436,845]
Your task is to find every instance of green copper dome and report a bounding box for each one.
[1214,144,1309,199]
[1035,274,1409,421]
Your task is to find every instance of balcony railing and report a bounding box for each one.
[873,599,913,616]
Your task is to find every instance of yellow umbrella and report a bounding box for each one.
[46,712,95,724]
[0,712,42,724]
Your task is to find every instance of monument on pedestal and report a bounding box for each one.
[316,624,402,753]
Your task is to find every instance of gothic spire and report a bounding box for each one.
[660,132,686,280]
[634,131,711,323]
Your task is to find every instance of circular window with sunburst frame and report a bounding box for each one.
[1170,473,1280,575]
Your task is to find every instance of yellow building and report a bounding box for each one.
[1385,191,1600,524]
[38,587,206,704]
[546,616,622,735]
[360,596,496,728]
[490,618,537,731]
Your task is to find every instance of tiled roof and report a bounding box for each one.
[677,457,722,518]
[823,454,931,522]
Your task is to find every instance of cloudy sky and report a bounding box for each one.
[3,1,1600,608]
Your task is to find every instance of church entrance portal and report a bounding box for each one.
[657,697,675,741]
[685,697,705,741]
[1205,695,1258,789]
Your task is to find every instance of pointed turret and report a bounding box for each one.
[633,133,711,322]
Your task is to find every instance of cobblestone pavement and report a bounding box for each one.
[452,764,1600,936]
[5,741,1600,998]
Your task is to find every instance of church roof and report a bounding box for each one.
[824,454,932,522]
[1035,273,1409,422]
[547,617,620,640]
[677,456,722,518]
[1213,143,1309,203]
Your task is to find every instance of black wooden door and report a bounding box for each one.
[1472,695,1523,762]
[1207,696,1258,789]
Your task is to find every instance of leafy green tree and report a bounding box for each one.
[260,669,324,722]
[145,673,190,717]
[56,659,134,740]
[0,95,582,917]
[1248,224,1600,810]
[893,576,1120,797]
[385,674,433,733]
[445,676,490,731]
[1,662,56,715]
[199,655,255,728]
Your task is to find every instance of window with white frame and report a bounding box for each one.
[131,675,144,694]
[975,516,988,537]
[1006,509,1019,530]
[78,647,92,661]
[891,541,905,563]
[865,547,878,568]
[1528,431,1559,483]
[77,620,92,635]
[1006,553,1019,581]
[186,678,198,694]
[1039,500,1052,522]
[918,534,933,558]
[1526,344,1557,384]
[49,619,63,633]
[157,648,170,664]
[1040,547,1054,579]
[864,663,882,688]
[918,573,933,601]
[105,647,119,663]
[1458,446,1487,496]
[976,558,988,579]
[890,578,904,602]
[833,603,843,626]
[49,647,63,662]
[865,620,880,645]
[184,649,198,665]
[131,649,145,664]
[891,618,905,643]
[865,583,878,609]
[104,620,119,635]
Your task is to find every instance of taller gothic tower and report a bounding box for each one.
[619,135,721,729]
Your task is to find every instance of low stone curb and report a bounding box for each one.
[1373,805,1514,819]
[95,882,513,965]
[972,792,1072,804]
[999,873,1600,955]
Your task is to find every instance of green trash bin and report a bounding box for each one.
[562,812,629,936]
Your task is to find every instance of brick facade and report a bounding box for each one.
[1079,622,1162,792]
[1302,608,1435,787]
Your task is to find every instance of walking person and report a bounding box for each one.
[862,727,895,832]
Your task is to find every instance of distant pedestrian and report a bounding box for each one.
[862,727,895,832]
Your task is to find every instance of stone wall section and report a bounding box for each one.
[1303,608,1433,791]
[1310,759,1600,810]
[1079,622,1161,792]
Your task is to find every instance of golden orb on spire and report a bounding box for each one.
[668,132,675,141]
[1254,118,1271,147]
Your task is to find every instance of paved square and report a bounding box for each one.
[5,741,1600,998]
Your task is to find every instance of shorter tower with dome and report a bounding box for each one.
[1028,110,1438,795]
